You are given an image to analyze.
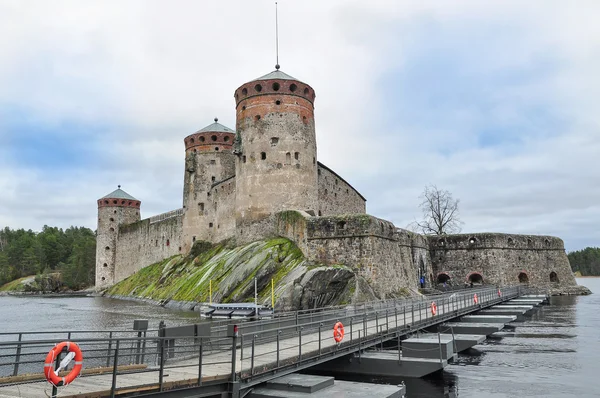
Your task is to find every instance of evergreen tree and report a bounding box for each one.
[0,225,96,290]
[568,247,600,276]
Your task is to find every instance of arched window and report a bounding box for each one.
[436,273,451,285]
[468,272,484,285]
[518,272,529,284]
[550,272,559,283]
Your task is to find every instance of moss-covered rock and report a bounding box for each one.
[0,273,63,293]
[106,238,378,311]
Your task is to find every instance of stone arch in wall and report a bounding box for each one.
[518,271,529,284]
[467,272,484,285]
[549,271,559,283]
[436,272,451,285]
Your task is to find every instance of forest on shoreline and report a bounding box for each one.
[568,247,600,276]
[0,226,95,290]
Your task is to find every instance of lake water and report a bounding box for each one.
[406,278,600,397]
[1,279,599,397]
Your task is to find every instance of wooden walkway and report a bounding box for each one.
[0,288,516,397]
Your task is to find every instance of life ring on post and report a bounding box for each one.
[473,293,479,304]
[430,301,437,316]
[333,321,345,343]
[44,341,83,387]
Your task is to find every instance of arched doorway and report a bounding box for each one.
[518,272,529,284]
[436,273,451,285]
[467,272,484,285]
[550,271,559,283]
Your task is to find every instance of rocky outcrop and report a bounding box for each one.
[104,238,379,311]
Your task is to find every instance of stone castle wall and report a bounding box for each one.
[114,211,183,282]
[211,176,236,243]
[317,162,366,216]
[429,233,578,289]
[276,211,432,298]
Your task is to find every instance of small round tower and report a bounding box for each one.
[95,186,140,289]
[234,67,318,240]
[181,119,236,250]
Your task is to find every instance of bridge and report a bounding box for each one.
[0,285,536,397]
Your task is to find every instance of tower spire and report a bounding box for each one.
[275,2,280,70]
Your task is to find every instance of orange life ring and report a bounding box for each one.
[473,293,479,304]
[43,341,83,387]
[333,321,345,343]
[430,301,437,316]
[498,289,502,297]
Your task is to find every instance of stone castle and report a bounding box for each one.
[95,66,585,297]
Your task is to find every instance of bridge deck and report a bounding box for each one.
[0,286,526,397]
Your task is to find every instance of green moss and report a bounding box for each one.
[277,210,306,225]
[107,238,308,305]
[0,276,33,292]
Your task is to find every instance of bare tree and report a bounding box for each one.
[416,185,462,235]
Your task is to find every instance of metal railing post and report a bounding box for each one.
[13,333,22,376]
[251,335,256,375]
[318,323,322,356]
[51,349,61,398]
[350,317,353,341]
[106,331,113,367]
[135,331,142,364]
[230,334,238,382]
[198,337,203,386]
[397,334,401,364]
[298,327,303,362]
[358,330,361,362]
[385,309,389,331]
[276,330,281,368]
[159,338,165,391]
[110,340,120,398]
[437,327,443,367]
[141,331,147,364]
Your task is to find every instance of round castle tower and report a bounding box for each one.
[181,118,236,251]
[95,186,140,289]
[234,67,318,240]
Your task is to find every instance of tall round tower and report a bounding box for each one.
[95,186,140,289]
[234,67,318,240]
[181,118,236,251]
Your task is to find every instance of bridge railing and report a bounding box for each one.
[0,285,524,396]
[0,332,234,397]
[235,285,521,385]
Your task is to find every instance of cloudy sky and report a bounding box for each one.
[1,0,598,251]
